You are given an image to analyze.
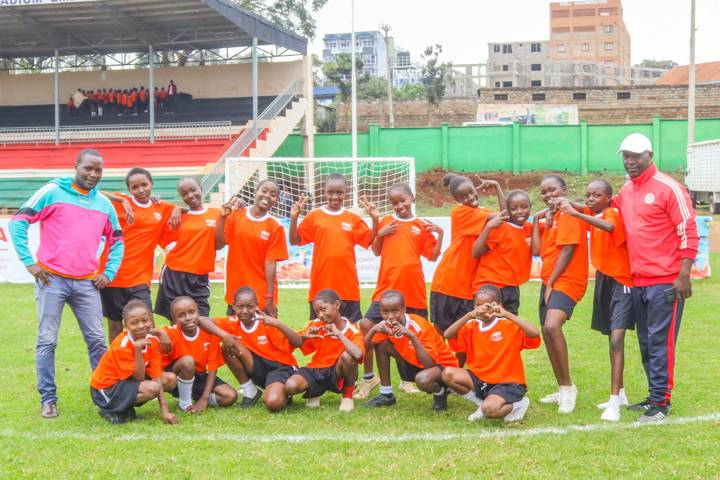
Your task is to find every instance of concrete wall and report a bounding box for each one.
[0,61,305,106]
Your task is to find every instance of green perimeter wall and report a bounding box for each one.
[274,118,720,174]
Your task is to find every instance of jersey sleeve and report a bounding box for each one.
[352,214,373,249]
[419,222,439,260]
[145,340,162,378]
[224,209,239,240]
[348,327,366,353]
[267,222,289,261]
[370,330,390,345]
[206,336,224,371]
[268,326,295,353]
[453,207,490,236]
[212,317,231,334]
[604,208,626,247]
[556,214,583,246]
[296,211,315,246]
[662,182,699,259]
[521,333,542,350]
[158,222,179,249]
[160,201,177,225]
[448,323,471,353]
[299,322,318,356]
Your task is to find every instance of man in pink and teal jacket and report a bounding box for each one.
[10,149,124,419]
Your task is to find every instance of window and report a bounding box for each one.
[340,40,350,47]
[493,44,500,53]
[572,92,587,100]
[552,9,570,17]
[603,24,614,33]
[531,43,542,52]
[494,94,508,101]
[552,27,571,33]
[557,44,566,53]
[581,43,590,52]
[326,42,337,49]
[502,44,513,54]
[573,8,595,16]
[531,63,542,71]
[532,93,546,101]
[495,81,501,87]
[502,81,513,88]
[531,80,542,87]
[502,64,509,71]
[599,7,618,15]
[573,25,595,32]
[604,42,615,51]
[617,92,631,100]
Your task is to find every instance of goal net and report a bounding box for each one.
[224,156,416,286]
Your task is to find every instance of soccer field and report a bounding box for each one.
[1,261,719,478]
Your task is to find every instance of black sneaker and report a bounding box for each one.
[98,409,128,425]
[240,390,263,409]
[432,390,449,412]
[627,398,652,411]
[636,404,670,423]
[364,394,397,407]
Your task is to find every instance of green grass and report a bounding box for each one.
[2,256,720,478]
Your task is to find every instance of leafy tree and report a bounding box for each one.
[321,53,366,102]
[394,83,426,100]
[635,59,678,70]
[419,44,452,125]
[238,0,328,39]
[359,76,389,100]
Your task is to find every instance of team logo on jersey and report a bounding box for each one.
[341,222,352,231]
[644,193,655,204]
[260,230,270,240]
[203,342,210,351]
[490,331,503,342]
[153,212,162,221]
[257,335,268,345]
[206,219,216,227]
[411,226,421,235]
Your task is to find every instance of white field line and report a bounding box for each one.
[1,413,719,444]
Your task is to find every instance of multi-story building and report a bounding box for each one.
[487,40,549,88]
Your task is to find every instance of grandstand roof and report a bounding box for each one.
[0,0,307,58]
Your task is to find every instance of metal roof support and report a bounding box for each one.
[54,49,59,145]
[149,44,156,144]
[252,36,258,140]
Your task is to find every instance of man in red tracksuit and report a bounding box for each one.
[613,133,698,423]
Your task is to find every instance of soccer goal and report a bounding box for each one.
[224,157,416,219]
[224,156,416,286]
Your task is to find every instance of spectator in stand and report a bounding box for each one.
[167,80,178,112]
[66,97,77,117]
[130,88,139,116]
[72,89,87,115]
[160,87,168,110]
[139,87,148,113]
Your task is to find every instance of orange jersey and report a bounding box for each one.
[108,194,175,287]
[223,208,288,309]
[160,207,220,275]
[90,333,162,389]
[370,314,458,368]
[431,205,491,300]
[299,319,364,368]
[214,316,297,366]
[473,221,533,290]
[162,325,223,373]
[450,318,541,385]
[371,215,437,309]
[297,207,372,301]
[540,211,589,302]
[587,207,632,287]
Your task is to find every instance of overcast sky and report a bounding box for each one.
[309,0,718,66]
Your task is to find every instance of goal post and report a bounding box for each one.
[224,156,416,286]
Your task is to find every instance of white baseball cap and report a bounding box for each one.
[617,133,653,154]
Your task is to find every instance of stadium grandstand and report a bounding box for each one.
[0,0,314,210]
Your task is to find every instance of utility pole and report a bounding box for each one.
[688,0,696,145]
[380,23,395,128]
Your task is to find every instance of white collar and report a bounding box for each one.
[506,221,525,229]
[240,318,260,333]
[392,213,416,222]
[187,207,208,215]
[404,314,421,332]
[182,328,200,341]
[478,317,500,332]
[321,205,345,216]
[246,208,269,222]
[131,196,152,209]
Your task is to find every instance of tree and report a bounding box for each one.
[238,0,328,39]
[635,59,679,70]
[359,76,389,100]
[394,83,426,100]
[321,53,366,102]
[419,44,452,125]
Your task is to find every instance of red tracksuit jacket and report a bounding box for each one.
[613,163,698,286]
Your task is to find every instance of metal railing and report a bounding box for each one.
[0,121,233,145]
[200,78,304,195]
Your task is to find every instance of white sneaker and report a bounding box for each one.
[398,381,421,394]
[353,376,380,399]
[557,385,577,414]
[339,397,354,412]
[601,402,621,422]
[504,396,530,422]
[467,403,485,422]
[539,391,559,404]
[597,390,629,409]
[306,396,321,408]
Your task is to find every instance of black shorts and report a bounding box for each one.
[592,272,635,335]
[499,285,521,316]
[430,291,474,333]
[467,370,527,404]
[538,284,577,325]
[170,372,226,401]
[100,285,152,323]
[308,300,362,323]
[154,266,211,321]
[363,301,429,324]
[298,365,343,398]
[249,351,297,388]
[90,378,140,414]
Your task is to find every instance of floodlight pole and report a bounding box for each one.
[149,44,155,144]
[351,0,359,208]
[688,0,696,145]
[54,49,59,145]
[252,37,258,140]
